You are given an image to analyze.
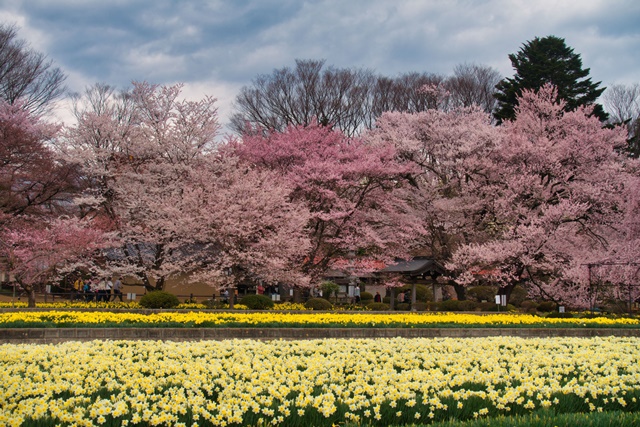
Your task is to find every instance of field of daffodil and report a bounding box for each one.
[0,310,638,328]
[1,336,639,426]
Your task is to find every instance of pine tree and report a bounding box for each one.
[494,35,607,123]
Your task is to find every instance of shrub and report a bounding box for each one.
[477,301,498,312]
[360,291,373,302]
[466,286,497,303]
[367,302,389,311]
[139,291,180,309]
[396,303,411,311]
[509,286,528,307]
[460,300,478,311]
[203,299,225,309]
[537,301,557,312]
[335,303,370,311]
[240,294,274,310]
[320,281,340,300]
[436,299,477,311]
[603,300,627,314]
[399,284,433,302]
[546,311,574,318]
[520,300,539,311]
[382,296,391,304]
[413,302,428,312]
[304,298,333,311]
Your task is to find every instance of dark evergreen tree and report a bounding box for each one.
[494,35,607,124]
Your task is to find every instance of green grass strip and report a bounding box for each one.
[348,410,640,427]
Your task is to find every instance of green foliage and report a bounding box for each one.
[392,301,429,311]
[477,302,498,312]
[466,286,497,303]
[509,286,528,307]
[320,281,340,300]
[383,410,640,427]
[413,302,428,311]
[436,299,478,312]
[360,291,373,302]
[139,291,180,309]
[520,300,539,312]
[537,301,557,312]
[203,299,225,309]
[304,297,333,311]
[239,294,274,310]
[367,302,389,311]
[399,284,434,302]
[494,35,607,123]
[602,300,629,314]
[546,311,574,319]
[396,303,411,311]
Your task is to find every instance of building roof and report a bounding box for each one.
[379,257,446,276]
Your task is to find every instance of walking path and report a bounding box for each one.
[2,327,639,344]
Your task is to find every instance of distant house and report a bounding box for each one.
[379,256,445,279]
[321,256,447,302]
[379,256,446,301]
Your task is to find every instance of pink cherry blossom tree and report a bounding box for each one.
[0,100,77,224]
[176,156,311,292]
[369,84,638,307]
[367,104,503,299]
[234,122,427,282]
[60,82,311,292]
[59,82,221,289]
[448,86,636,307]
[1,217,110,307]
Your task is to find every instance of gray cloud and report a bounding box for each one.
[1,0,638,127]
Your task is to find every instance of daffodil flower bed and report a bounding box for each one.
[0,311,637,328]
[1,337,639,426]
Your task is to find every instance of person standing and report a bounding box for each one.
[106,278,114,301]
[83,279,92,302]
[374,291,382,303]
[85,278,97,302]
[354,285,361,303]
[96,278,107,302]
[112,277,123,302]
[72,277,84,301]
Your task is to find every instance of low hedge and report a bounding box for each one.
[360,291,374,302]
[367,302,389,311]
[139,291,180,309]
[240,294,274,310]
[305,298,333,310]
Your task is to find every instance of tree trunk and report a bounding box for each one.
[453,282,466,300]
[389,287,395,311]
[293,288,302,303]
[500,283,516,304]
[156,276,165,291]
[27,286,36,308]
[411,282,417,311]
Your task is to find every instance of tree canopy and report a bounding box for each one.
[371,85,637,307]
[231,59,502,136]
[0,24,67,115]
[60,82,310,292]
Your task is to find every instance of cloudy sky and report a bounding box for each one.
[1,0,638,129]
